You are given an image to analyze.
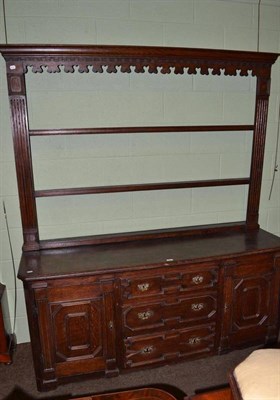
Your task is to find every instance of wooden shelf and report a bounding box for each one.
[29,125,254,136]
[0,43,278,250]
[35,178,250,198]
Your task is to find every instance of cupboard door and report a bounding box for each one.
[31,280,117,389]
[220,254,280,350]
[51,298,106,376]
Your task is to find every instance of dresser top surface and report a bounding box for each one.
[18,229,280,281]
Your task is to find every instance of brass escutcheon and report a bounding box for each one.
[137,283,150,292]
[141,345,154,354]
[138,310,154,320]
[192,275,204,285]
[188,337,201,345]
[191,303,204,311]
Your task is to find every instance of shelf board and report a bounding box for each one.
[35,178,250,198]
[29,125,254,136]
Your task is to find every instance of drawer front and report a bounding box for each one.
[123,324,216,368]
[122,294,217,335]
[121,267,218,300]
[123,276,163,299]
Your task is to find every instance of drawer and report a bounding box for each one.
[121,267,218,300]
[122,276,163,299]
[124,324,216,368]
[122,293,217,335]
[180,269,218,292]
[221,253,275,278]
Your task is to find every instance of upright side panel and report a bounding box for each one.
[6,62,39,251]
[246,75,272,229]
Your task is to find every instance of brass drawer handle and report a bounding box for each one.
[192,275,204,285]
[137,283,150,292]
[191,303,204,311]
[188,337,201,345]
[141,345,154,354]
[138,310,154,320]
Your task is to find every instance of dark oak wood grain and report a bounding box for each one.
[34,178,250,198]
[29,125,254,136]
[0,44,278,249]
[38,222,247,250]
[1,44,280,391]
[0,44,278,77]
[19,229,280,390]
[18,229,280,280]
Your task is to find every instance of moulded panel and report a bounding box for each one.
[51,300,103,362]
[121,266,218,301]
[124,324,216,368]
[122,294,217,335]
[232,277,270,330]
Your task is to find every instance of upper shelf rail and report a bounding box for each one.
[0,44,278,76]
[34,178,250,198]
[29,124,254,136]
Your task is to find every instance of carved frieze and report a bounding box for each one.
[0,45,277,79]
